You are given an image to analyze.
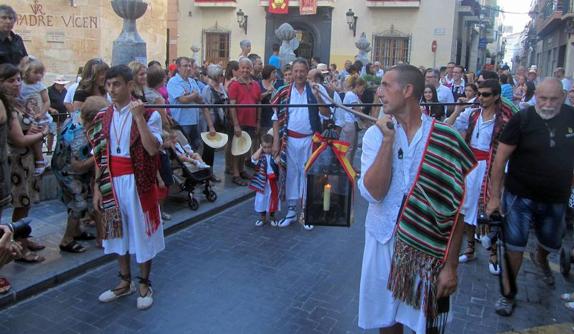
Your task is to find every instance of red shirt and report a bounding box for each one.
[228,80,261,127]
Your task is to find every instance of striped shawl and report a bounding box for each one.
[388,121,477,326]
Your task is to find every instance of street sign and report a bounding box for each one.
[479,37,487,48]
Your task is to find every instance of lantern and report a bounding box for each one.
[304,125,356,227]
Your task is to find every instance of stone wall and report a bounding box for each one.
[9,0,167,82]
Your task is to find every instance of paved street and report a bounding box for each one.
[0,192,573,333]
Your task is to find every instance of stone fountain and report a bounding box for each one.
[111,0,148,66]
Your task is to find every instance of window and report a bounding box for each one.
[204,32,230,66]
[373,36,410,68]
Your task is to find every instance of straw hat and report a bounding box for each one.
[201,131,228,149]
[231,131,252,156]
[53,75,70,85]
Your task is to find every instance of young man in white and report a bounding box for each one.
[91,65,164,310]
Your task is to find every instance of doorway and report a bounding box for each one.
[294,28,314,60]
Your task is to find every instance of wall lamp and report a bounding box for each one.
[237,9,248,35]
[346,9,358,37]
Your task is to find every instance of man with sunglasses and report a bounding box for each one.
[448,79,515,276]
[486,78,574,316]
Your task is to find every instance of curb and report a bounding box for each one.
[0,191,254,310]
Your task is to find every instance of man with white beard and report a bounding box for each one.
[486,78,574,316]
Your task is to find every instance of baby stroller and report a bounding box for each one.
[170,130,218,211]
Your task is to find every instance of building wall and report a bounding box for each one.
[10,0,167,81]
[177,0,458,69]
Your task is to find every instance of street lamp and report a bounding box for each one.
[346,9,358,37]
[237,9,248,35]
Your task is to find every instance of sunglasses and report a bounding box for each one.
[477,92,493,97]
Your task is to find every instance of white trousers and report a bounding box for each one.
[285,136,313,202]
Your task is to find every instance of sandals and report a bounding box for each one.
[98,272,135,303]
[59,240,87,253]
[458,245,476,263]
[0,277,11,294]
[73,231,96,241]
[15,251,45,263]
[136,276,154,310]
[34,160,46,176]
[26,239,45,251]
[239,171,251,180]
[232,176,248,186]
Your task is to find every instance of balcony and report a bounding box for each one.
[258,0,336,7]
[366,0,420,8]
[537,0,570,34]
[195,0,237,8]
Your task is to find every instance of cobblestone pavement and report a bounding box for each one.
[0,195,573,334]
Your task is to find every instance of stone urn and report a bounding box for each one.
[111,0,148,66]
[275,23,299,68]
[355,32,372,66]
[191,45,200,63]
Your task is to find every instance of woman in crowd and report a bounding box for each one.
[73,58,109,111]
[446,83,478,126]
[519,81,536,110]
[0,64,48,263]
[341,76,366,167]
[128,61,148,102]
[279,64,292,89]
[224,60,239,92]
[52,96,108,252]
[420,84,444,119]
[500,73,513,101]
[224,60,240,175]
[361,63,381,87]
[258,64,276,149]
[201,64,228,183]
[513,74,527,104]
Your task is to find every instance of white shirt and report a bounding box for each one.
[343,91,360,123]
[359,114,433,244]
[436,84,454,116]
[454,108,495,151]
[272,84,329,134]
[109,104,163,157]
[64,82,79,105]
[375,69,384,78]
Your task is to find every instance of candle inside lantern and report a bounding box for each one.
[323,183,331,211]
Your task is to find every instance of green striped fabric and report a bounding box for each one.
[396,121,476,259]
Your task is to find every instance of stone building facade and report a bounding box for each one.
[9,0,168,81]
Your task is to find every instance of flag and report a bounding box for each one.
[299,0,317,15]
[269,0,289,14]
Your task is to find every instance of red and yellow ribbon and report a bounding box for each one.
[305,133,357,183]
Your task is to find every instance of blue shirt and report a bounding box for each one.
[167,73,201,126]
[268,55,281,70]
[501,84,513,101]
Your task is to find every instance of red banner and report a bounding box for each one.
[299,0,317,15]
[269,0,289,14]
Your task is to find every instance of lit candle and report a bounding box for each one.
[323,183,331,211]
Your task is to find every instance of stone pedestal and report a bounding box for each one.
[111,0,148,66]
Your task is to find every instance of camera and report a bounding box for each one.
[0,218,32,240]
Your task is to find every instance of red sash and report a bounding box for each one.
[110,156,134,177]
[471,148,490,161]
[287,130,313,138]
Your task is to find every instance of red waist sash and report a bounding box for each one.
[471,148,490,161]
[287,130,313,138]
[110,156,134,177]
